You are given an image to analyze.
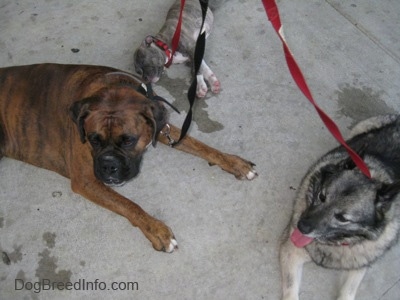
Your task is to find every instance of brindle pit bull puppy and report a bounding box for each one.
[133,0,220,98]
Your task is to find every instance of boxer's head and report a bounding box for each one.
[70,86,167,186]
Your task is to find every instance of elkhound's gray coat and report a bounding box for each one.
[280,115,400,300]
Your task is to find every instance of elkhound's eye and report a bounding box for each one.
[318,190,326,202]
[334,213,348,223]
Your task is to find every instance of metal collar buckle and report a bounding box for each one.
[160,124,175,147]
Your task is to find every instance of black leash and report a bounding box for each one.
[144,83,180,114]
[105,71,180,114]
[144,0,209,146]
[170,0,209,146]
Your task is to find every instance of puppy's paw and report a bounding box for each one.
[141,218,178,253]
[208,74,221,94]
[196,74,208,98]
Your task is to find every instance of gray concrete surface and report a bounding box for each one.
[1,0,399,299]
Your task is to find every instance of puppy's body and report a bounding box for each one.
[280,115,400,300]
[134,0,220,98]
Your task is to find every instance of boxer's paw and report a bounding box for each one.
[141,218,178,253]
[214,154,258,180]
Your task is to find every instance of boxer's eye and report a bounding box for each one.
[121,135,137,148]
[88,134,102,149]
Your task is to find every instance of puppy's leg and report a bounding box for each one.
[196,73,208,98]
[200,60,220,95]
[337,268,367,300]
[280,229,311,300]
[158,124,257,180]
[172,51,189,64]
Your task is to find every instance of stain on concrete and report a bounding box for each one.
[242,49,251,60]
[158,75,224,133]
[52,191,62,198]
[117,11,124,19]
[35,232,72,287]
[0,216,4,228]
[15,270,40,300]
[193,98,224,133]
[6,245,23,264]
[43,232,56,249]
[1,244,23,265]
[35,249,72,286]
[2,252,11,265]
[15,269,26,281]
[335,84,395,126]
[30,13,38,23]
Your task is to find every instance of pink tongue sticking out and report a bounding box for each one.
[290,228,314,248]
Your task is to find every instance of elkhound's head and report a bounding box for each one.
[298,157,400,245]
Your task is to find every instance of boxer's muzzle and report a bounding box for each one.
[94,151,142,186]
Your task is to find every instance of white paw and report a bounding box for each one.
[196,75,208,98]
[246,170,258,180]
[208,74,221,94]
[166,238,178,253]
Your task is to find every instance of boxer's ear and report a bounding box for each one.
[141,101,168,146]
[69,99,91,143]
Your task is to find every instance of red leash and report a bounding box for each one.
[165,0,186,67]
[261,0,371,178]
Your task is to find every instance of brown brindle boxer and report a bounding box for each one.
[0,63,257,252]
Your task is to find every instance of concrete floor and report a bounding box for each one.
[1,0,399,299]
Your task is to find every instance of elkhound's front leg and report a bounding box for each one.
[280,228,311,300]
[337,268,367,300]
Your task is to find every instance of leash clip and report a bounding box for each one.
[160,124,175,147]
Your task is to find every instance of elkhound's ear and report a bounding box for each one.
[339,156,357,170]
[339,143,368,170]
[69,97,97,143]
[320,164,338,177]
[376,181,400,214]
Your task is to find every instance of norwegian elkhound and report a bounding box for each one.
[280,114,400,300]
